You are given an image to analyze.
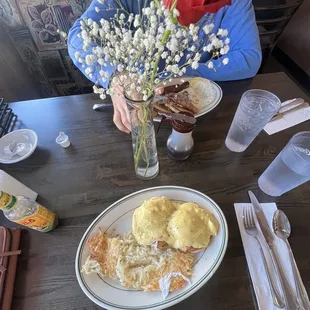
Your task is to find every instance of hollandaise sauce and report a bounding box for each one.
[132,197,218,251]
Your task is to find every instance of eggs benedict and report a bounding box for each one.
[132,197,176,245]
[132,198,219,253]
[166,202,219,252]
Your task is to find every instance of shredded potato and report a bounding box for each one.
[82,229,194,292]
[85,228,121,278]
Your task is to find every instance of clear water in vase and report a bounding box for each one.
[125,86,159,180]
[131,121,159,179]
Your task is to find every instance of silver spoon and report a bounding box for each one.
[273,210,310,310]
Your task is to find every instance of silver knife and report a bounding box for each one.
[270,98,305,120]
[248,191,302,310]
[157,112,196,124]
[270,102,309,122]
[281,98,304,109]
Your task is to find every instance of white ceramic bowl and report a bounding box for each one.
[0,129,38,164]
[76,186,228,310]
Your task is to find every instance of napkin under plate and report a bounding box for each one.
[234,203,308,310]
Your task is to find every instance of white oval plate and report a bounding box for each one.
[154,77,223,121]
[76,186,228,310]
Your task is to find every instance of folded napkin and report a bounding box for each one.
[235,203,308,310]
[0,170,37,200]
[264,100,310,135]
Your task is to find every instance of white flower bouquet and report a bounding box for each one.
[67,0,230,179]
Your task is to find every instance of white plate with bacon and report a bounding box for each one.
[153,77,222,120]
[75,186,228,310]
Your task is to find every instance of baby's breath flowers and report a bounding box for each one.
[65,0,230,177]
[71,0,230,100]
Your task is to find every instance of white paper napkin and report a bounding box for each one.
[235,203,308,310]
[0,170,37,200]
[264,102,310,135]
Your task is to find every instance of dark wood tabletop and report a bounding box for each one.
[2,72,310,310]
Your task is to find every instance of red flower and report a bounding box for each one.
[163,0,232,26]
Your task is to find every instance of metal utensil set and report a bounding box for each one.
[243,191,310,309]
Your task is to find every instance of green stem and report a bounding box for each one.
[114,0,130,15]
[154,0,161,9]
[169,0,178,25]
[133,4,176,175]
[133,103,149,173]
[148,29,171,96]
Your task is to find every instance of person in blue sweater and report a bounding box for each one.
[68,0,262,133]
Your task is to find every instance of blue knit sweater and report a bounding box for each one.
[68,0,262,87]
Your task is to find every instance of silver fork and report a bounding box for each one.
[243,206,285,308]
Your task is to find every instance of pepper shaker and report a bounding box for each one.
[167,112,195,161]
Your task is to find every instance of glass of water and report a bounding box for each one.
[225,89,281,152]
[259,132,310,196]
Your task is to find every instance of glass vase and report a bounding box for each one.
[124,89,159,180]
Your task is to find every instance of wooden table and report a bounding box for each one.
[2,72,310,310]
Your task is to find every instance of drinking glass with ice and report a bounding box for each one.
[259,132,310,196]
[225,89,281,152]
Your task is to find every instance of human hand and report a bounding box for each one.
[154,87,164,95]
[111,83,131,134]
[111,81,163,134]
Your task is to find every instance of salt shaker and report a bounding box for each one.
[167,113,195,161]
